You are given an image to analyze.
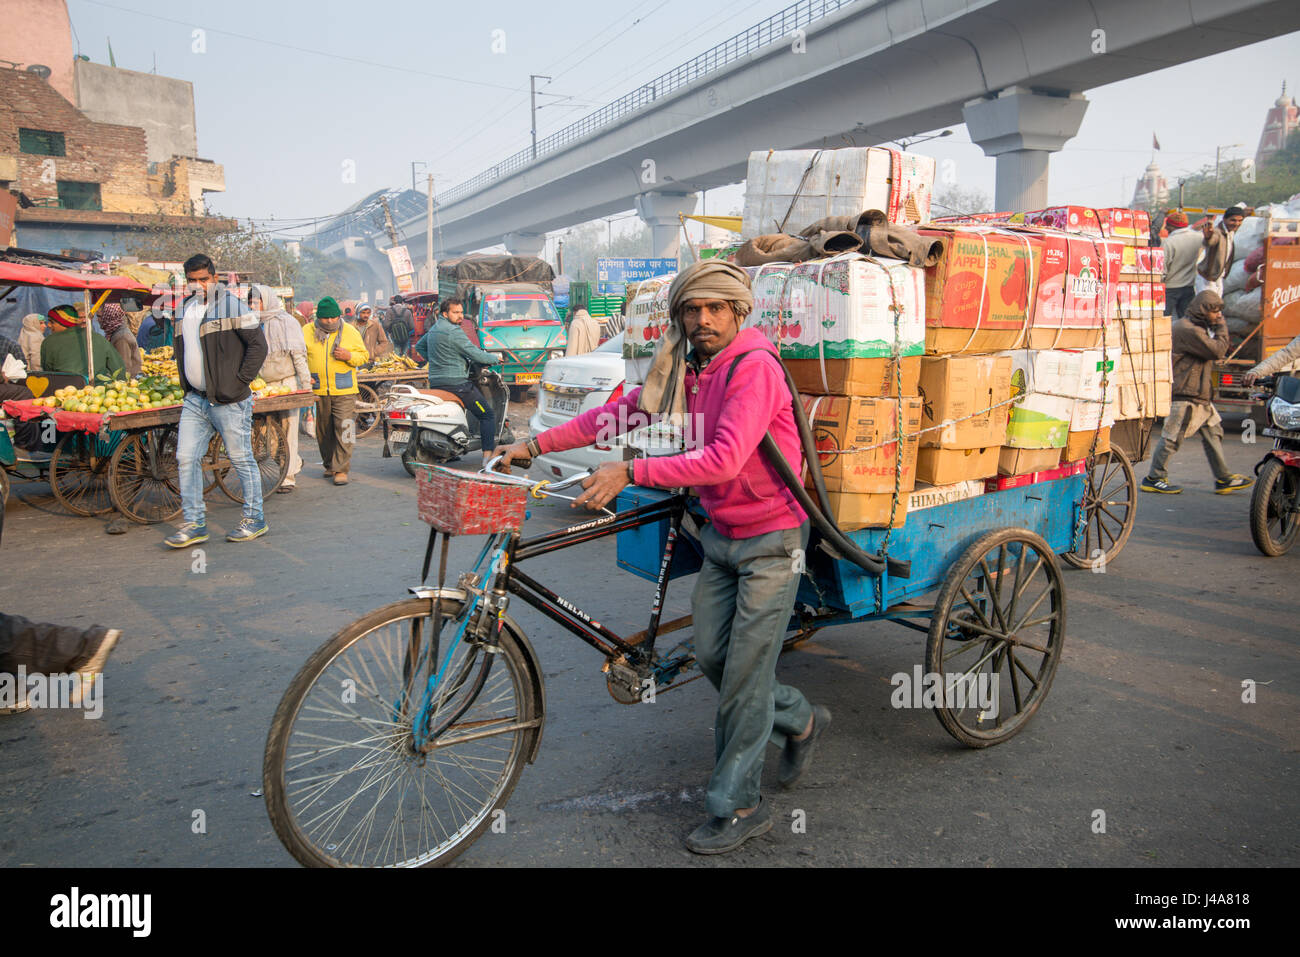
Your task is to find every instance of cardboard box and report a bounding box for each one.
[747,256,926,395]
[787,355,921,397]
[741,147,935,237]
[997,446,1063,476]
[917,354,1012,448]
[823,490,909,530]
[622,274,675,385]
[1022,206,1105,237]
[1063,427,1111,463]
[918,228,1041,353]
[985,459,1086,492]
[917,446,1000,485]
[1116,380,1171,419]
[908,479,986,513]
[1027,234,1122,348]
[800,394,922,494]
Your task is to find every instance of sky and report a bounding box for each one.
[61,0,1300,251]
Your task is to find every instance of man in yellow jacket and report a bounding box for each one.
[306,296,369,485]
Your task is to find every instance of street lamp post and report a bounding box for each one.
[1215,143,1244,201]
[530,74,552,160]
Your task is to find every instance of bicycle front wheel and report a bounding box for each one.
[263,597,540,867]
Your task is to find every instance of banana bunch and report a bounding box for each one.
[147,346,174,360]
[369,353,417,373]
[142,355,179,377]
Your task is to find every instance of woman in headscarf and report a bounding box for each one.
[98,303,143,377]
[18,314,45,371]
[249,284,312,492]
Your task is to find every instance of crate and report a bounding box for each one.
[615,486,703,583]
[416,465,529,535]
[1109,417,1156,463]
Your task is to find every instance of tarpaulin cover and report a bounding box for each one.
[2,399,106,433]
[438,254,554,285]
[0,262,149,292]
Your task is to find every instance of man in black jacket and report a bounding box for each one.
[165,254,269,548]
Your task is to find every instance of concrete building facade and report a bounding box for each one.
[74,61,199,166]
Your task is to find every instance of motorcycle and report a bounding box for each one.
[381,365,514,477]
[1248,373,1300,556]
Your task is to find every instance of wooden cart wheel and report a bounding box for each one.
[354,383,381,438]
[1061,447,1137,570]
[925,528,1066,748]
[108,427,182,524]
[214,416,289,502]
[49,431,115,517]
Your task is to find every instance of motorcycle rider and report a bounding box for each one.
[1243,334,1300,385]
[413,298,501,464]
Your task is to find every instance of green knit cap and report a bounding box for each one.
[316,296,342,319]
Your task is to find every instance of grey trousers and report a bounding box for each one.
[0,613,107,674]
[1148,402,1232,483]
[692,521,812,818]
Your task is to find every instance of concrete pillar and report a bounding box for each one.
[635,191,699,260]
[962,87,1089,213]
[502,231,546,258]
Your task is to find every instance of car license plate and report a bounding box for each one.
[389,426,411,445]
[515,373,542,383]
[549,395,582,416]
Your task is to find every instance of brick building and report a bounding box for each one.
[0,68,223,217]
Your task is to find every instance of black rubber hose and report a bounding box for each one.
[777,360,833,518]
[761,434,911,580]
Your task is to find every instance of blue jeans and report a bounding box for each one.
[176,393,262,524]
[692,521,812,817]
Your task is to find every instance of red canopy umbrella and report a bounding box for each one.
[0,261,149,381]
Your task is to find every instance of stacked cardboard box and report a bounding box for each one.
[800,393,922,530]
[745,255,925,395]
[915,355,1011,484]
[1115,316,1173,418]
[741,147,936,237]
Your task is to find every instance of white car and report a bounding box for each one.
[528,334,681,479]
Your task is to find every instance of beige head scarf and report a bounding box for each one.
[639,260,754,416]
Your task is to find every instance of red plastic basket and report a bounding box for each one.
[415,465,529,535]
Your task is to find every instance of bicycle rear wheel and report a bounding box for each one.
[263,597,540,867]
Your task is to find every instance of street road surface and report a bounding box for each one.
[0,410,1295,867]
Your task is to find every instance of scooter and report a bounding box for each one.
[1248,373,1300,556]
[382,365,514,477]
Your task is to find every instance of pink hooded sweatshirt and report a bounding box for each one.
[536,327,806,539]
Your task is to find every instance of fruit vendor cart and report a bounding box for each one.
[261,445,1138,867]
[355,365,427,437]
[1,391,314,523]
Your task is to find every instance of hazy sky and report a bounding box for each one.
[63,0,1300,248]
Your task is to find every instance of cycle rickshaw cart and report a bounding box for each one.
[354,367,427,438]
[262,418,1137,867]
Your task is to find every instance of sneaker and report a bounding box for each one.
[684,798,773,855]
[1140,477,1182,494]
[1215,475,1254,494]
[69,628,121,708]
[779,704,832,789]
[227,517,268,542]
[164,522,208,548]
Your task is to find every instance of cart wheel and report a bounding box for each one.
[214,416,289,501]
[108,427,182,524]
[925,528,1066,748]
[262,597,541,867]
[354,384,381,438]
[1061,447,1137,570]
[49,432,115,516]
[1,468,9,508]
[201,435,222,494]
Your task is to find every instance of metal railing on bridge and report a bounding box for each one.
[436,0,857,208]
